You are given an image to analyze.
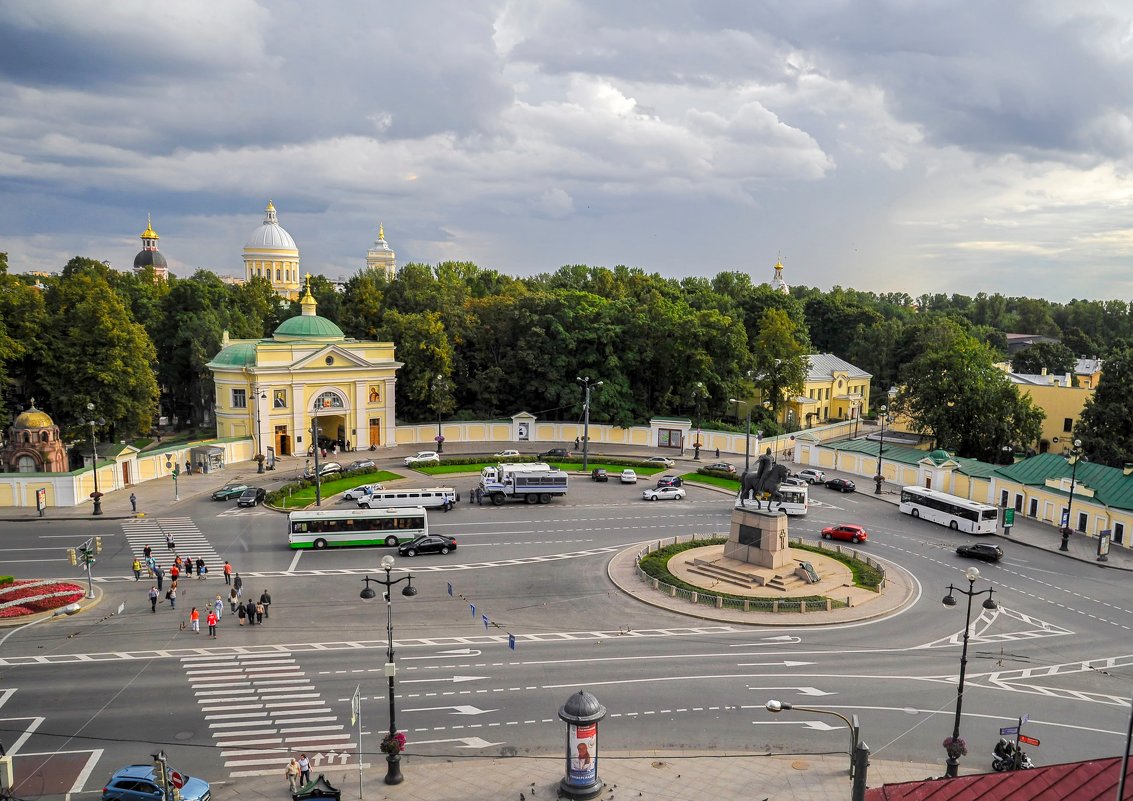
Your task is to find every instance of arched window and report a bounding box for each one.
[22,432,29,443]
[41,431,49,442]
[313,391,345,409]
[17,455,37,473]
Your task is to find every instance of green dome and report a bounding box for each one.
[273,315,345,340]
[210,342,258,367]
[927,448,952,464]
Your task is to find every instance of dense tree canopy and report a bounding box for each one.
[1012,341,1077,376]
[1076,345,1133,467]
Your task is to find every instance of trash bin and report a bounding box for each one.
[293,774,341,801]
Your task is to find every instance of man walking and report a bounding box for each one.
[154,565,164,591]
[132,559,142,581]
[223,561,232,585]
[233,572,243,598]
[129,492,137,512]
[207,609,218,638]
[148,586,158,613]
[259,589,272,618]
[168,586,176,610]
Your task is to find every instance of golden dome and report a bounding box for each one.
[140,213,159,240]
[14,402,54,429]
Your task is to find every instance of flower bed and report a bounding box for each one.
[0,580,84,619]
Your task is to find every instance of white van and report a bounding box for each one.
[358,487,457,510]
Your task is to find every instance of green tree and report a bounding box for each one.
[1076,345,1133,467]
[157,273,227,428]
[39,258,159,437]
[0,254,49,417]
[1012,341,1076,376]
[899,322,1044,460]
[751,308,807,417]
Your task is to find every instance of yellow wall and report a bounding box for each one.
[1015,383,1092,449]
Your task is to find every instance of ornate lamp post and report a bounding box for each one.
[256,389,267,473]
[873,386,898,495]
[941,566,998,777]
[360,557,418,785]
[577,376,603,471]
[729,398,752,474]
[1060,439,1083,552]
[80,403,106,516]
[432,374,446,453]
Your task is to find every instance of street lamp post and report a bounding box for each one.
[81,403,105,515]
[874,405,889,495]
[432,374,445,453]
[311,405,323,507]
[765,700,860,778]
[941,566,998,778]
[1060,438,1083,552]
[256,389,267,473]
[577,377,603,472]
[729,399,753,474]
[360,556,418,785]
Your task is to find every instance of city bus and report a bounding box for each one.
[288,506,428,549]
[898,486,998,535]
[737,484,809,515]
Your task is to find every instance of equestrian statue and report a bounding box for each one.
[738,448,790,512]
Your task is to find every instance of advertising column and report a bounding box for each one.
[558,690,607,800]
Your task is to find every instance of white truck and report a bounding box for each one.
[480,462,569,505]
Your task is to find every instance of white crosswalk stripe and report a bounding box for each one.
[183,652,361,777]
[121,516,223,573]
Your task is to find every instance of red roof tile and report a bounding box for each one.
[865,757,1133,801]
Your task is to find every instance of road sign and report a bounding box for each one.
[999,726,1018,735]
[169,770,185,789]
[1018,735,1040,746]
[1004,508,1015,526]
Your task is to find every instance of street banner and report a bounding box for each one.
[568,722,597,785]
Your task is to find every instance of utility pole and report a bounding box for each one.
[576,377,603,472]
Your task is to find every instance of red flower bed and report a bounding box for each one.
[0,581,84,618]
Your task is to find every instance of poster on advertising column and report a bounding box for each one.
[568,723,597,785]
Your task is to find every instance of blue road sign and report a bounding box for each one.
[1000,726,1018,735]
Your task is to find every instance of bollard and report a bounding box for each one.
[558,690,607,799]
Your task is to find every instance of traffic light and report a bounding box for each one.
[67,548,77,566]
[94,537,102,554]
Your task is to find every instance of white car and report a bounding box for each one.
[643,456,676,469]
[494,449,521,459]
[642,486,686,501]
[796,468,826,484]
[620,469,638,484]
[404,451,440,467]
[342,483,383,501]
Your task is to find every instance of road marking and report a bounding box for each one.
[745,686,835,696]
[400,675,488,685]
[402,704,496,716]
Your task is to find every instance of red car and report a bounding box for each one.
[821,524,868,543]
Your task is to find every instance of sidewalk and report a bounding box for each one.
[222,751,944,801]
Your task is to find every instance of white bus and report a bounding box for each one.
[736,484,809,515]
[357,487,456,510]
[288,506,428,549]
[898,486,998,535]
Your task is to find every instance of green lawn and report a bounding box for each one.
[682,473,740,491]
[272,470,402,509]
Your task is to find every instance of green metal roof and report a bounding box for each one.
[273,315,344,339]
[996,453,1133,511]
[209,342,258,367]
[825,439,1003,478]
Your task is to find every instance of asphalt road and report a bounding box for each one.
[2,470,1132,792]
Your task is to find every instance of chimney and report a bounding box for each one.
[1124,464,1133,477]
[1040,367,1047,376]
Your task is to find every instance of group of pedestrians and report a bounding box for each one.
[284,754,312,791]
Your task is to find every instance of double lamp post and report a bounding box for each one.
[80,402,105,516]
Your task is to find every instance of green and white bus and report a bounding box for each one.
[288,506,428,549]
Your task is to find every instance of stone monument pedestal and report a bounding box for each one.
[723,504,792,569]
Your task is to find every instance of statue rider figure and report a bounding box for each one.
[739,447,777,504]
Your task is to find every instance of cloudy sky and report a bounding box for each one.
[3,1,1133,301]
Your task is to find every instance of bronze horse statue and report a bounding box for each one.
[739,462,790,512]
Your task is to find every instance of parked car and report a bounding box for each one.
[101,764,211,801]
[303,462,342,479]
[211,483,248,501]
[956,543,1004,562]
[797,469,826,484]
[236,487,267,507]
[591,468,609,482]
[494,449,521,459]
[781,476,807,487]
[404,451,440,467]
[706,462,736,474]
[642,486,686,501]
[342,483,383,501]
[539,447,572,459]
[620,469,638,484]
[656,475,684,488]
[643,456,676,469]
[825,478,856,493]
[398,534,458,557]
[346,458,377,471]
[822,524,868,543]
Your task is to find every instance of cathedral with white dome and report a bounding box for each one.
[243,201,301,300]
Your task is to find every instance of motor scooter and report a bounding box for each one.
[992,739,1034,771]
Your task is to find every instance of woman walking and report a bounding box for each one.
[189,607,200,634]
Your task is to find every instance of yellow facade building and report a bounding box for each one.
[208,277,402,457]
[243,200,301,300]
[1002,368,1093,452]
[776,354,872,431]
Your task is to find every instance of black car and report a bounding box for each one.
[656,475,684,488]
[956,543,1004,562]
[398,534,458,557]
[237,487,266,507]
[591,468,608,482]
[211,483,248,501]
[825,478,856,493]
[539,448,572,459]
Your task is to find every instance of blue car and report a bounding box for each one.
[101,764,211,801]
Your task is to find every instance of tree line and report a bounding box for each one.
[2,252,1131,466]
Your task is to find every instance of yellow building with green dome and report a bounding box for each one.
[208,276,402,457]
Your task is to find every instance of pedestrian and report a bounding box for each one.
[154,566,164,591]
[574,437,580,449]
[146,556,156,575]
[165,532,175,550]
[245,599,257,626]
[298,754,311,784]
[207,609,218,638]
[129,492,137,512]
[285,757,301,792]
[223,561,232,585]
[237,604,246,625]
[259,589,272,618]
[229,588,239,614]
[148,586,158,613]
[715,446,720,459]
[255,600,265,624]
[170,563,179,583]
[346,440,352,452]
[143,544,152,561]
[132,558,141,581]
[167,586,176,609]
[185,460,191,475]
[189,607,200,634]
[476,486,483,506]
[234,572,243,598]
[196,558,206,579]
[213,595,224,621]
